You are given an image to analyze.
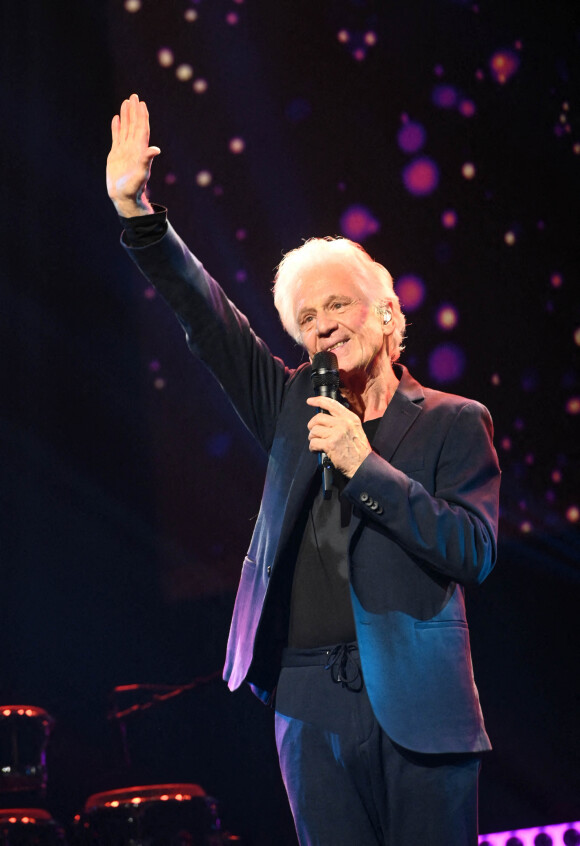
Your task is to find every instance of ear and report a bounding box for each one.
[380,304,395,334]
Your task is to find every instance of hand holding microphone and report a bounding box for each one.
[307,352,372,496]
[310,351,341,498]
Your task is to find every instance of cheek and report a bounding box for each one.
[302,333,317,357]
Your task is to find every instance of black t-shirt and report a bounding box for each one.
[288,417,382,648]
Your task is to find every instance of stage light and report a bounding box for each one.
[175,64,193,81]
[196,170,212,187]
[479,822,580,845]
[436,304,459,330]
[441,209,458,229]
[157,48,174,68]
[428,343,466,383]
[229,137,245,154]
[459,99,477,117]
[489,49,520,84]
[397,121,426,154]
[339,205,380,241]
[402,157,439,196]
[432,84,458,109]
[394,274,426,311]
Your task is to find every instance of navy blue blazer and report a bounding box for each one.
[123,221,501,756]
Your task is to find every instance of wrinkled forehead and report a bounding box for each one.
[292,261,369,310]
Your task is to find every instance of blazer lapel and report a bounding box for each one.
[372,364,424,461]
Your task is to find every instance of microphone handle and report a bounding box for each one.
[316,384,338,499]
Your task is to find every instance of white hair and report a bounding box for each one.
[273,236,406,362]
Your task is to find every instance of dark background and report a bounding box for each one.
[1,0,579,842]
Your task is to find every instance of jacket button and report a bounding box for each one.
[360,492,369,502]
[267,566,272,576]
[370,501,379,511]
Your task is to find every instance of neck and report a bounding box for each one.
[341,363,400,422]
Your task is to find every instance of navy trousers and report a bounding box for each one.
[274,644,481,846]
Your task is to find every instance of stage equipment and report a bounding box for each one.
[72,783,242,845]
[0,706,54,795]
[0,808,67,844]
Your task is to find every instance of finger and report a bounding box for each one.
[128,93,139,141]
[309,437,330,456]
[110,114,120,146]
[120,98,130,143]
[308,430,328,450]
[307,413,334,433]
[306,395,348,416]
[138,101,152,147]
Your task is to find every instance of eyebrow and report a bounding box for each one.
[296,294,357,321]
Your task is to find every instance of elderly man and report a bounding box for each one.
[107,94,500,846]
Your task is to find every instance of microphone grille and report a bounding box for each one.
[312,351,338,371]
[311,351,340,389]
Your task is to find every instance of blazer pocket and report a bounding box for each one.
[414,620,468,630]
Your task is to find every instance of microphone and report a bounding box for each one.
[311,351,341,499]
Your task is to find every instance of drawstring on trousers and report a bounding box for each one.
[324,643,362,691]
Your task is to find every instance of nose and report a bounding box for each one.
[315,309,338,336]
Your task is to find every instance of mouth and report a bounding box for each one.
[326,340,348,353]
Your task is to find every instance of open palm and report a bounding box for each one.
[106,93,160,216]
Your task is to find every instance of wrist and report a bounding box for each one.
[111,192,154,218]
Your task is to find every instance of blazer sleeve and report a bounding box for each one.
[344,400,500,586]
[121,221,292,453]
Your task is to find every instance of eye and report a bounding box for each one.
[299,314,315,327]
[331,301,346,311]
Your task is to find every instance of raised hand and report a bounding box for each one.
[106,93,161,217]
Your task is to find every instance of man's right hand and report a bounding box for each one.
[106,93,161,218]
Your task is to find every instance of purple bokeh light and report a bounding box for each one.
[395,274,426,311]
[459,98,477,117]
[428,343,466,383]
[339,204,380,240]
[432,83,458,109]
[402,157,440,196]
[441,209,458,229]
[397,120,426,154]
